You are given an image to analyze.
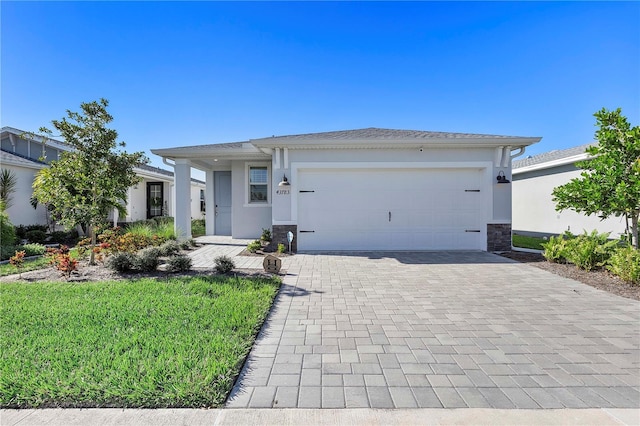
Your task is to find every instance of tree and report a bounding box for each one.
[552,108,640,248]
[32,99,148,263]
[0,169,18,210]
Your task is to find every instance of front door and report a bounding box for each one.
[146,182,164,219]
[214,171,232,235]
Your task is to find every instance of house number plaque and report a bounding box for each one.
[263,255,282,273]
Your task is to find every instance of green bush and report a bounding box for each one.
[247,240,261,253]
[25,230,47,244]
[214,255,235,274]
[159,240,181,257]
[179,239,194,250]
[277,243,286,254]
[20,243,47,257]
[607,246,640,285]
[191,219,205,238]
[135,247,161,272]
[1,211,16,248]
[155,221,176,241]
[564,230,619,271]
[107,252,137,273]
[542,235,570,263]
[261,228,272,242]
[15,224,48,240]
[166,255,192,272]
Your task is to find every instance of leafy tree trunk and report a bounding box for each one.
[89,225,97,265]
[632,212,639,249]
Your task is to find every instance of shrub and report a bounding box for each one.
[9,250,25,272]
[261,228,272,242]
[126,222,155,239]
[214,255,235,274]
[21,243,46,257]
[542,235,570,263]
[25,230,47,244]
[46,246,79,279]
[166,255,192,272]
[607,246,640,285]
[179,239,193,250]
[155,221,176,241]
[564,230,619,271]
[48,231,71,244]
[277,243,286,254]
[191,219,205,237]
[1,211,16,247]
[159,240,181,257]
[107,252,137,273]
[135,247,161,272]
[15,224,48,240]
[153,216,174,226]
[247,240,261,253]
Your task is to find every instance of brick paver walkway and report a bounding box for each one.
[226,252,640,409]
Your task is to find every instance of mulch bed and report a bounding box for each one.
[499,251,639,301]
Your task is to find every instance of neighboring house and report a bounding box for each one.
[151,128,540,251]
[512,144,627,239]
[0,127,205,228]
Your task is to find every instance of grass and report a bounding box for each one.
[0,276,281,408]
[191,219,206,238]
[512,234,546,250]
[0,257,50,277]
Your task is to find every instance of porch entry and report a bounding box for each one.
[146,182,164,219]
[214,171,232,235]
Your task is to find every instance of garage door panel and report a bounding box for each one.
[297,168,486,251]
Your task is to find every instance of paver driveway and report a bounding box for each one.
[226,252,640,409]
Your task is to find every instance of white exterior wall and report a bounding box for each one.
[270,147,510,225]
[231,160,272,238]
[513,167,626,238]
[190,182,205,220]
[2,165,49,226]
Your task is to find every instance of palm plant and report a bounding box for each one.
[0,169,18,211]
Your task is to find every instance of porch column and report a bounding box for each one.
[205,170,215,235]
[174,159,192,239]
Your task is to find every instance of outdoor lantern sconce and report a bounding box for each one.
[496,171,510,184]
[278,174,291,187]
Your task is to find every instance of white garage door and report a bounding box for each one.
[297,168,486,251]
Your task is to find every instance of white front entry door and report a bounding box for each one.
[297,168,486,251]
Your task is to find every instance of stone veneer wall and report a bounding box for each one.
[487,224,512,252]
[272,225,298,252]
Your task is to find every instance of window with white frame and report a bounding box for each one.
[249,166,268,203]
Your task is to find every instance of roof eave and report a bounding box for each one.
[252,137,542,149]
[513,153,591,174]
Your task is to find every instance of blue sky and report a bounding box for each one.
[2,1,638,173]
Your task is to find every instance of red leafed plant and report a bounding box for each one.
[9,250,26,277]
[46,245,79,279]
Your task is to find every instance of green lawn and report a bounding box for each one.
[0,257,50,277]
[512,234,546,250]
[0,276,280,408]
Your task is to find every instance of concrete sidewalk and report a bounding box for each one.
[2,408,638,425]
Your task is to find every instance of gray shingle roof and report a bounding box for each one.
[136,163,174,177]
[254,127,529,142]
[513,143,594,169]
[0,148,48,166]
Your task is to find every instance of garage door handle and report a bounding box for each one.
[465,230,481,233]
[300,230,315,233]
[389,211,391,222]
[465,189,481,192]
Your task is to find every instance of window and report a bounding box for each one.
[200,189,205,212]
[249,166,268,203]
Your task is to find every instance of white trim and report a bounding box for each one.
[273,220,297,225]
[283,148,289,169]
[244,161,272,207]
[274,147,281,170]
[290,161,493,226]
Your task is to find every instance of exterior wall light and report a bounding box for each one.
[278,174,290,187]
[496,171,510,184]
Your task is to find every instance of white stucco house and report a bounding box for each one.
[512,144,627,239]
[0,126,205,228]
[151,128,541,251]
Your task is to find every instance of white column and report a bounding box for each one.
[174,159,192,239]
[205,170,215,235]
